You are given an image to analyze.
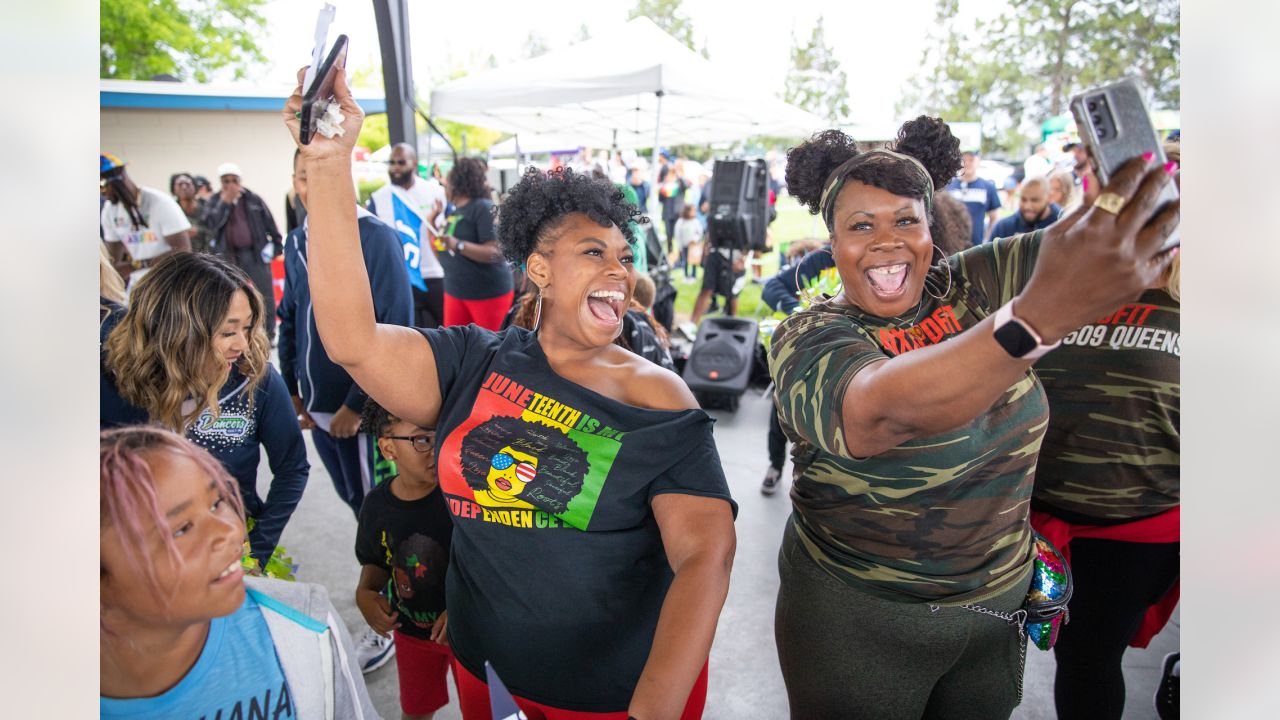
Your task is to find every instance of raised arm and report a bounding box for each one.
[806,156,1179,458]
[281,67,443,428]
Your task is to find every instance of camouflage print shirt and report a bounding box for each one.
[769,232,1047,603]
[1032,288,1179,523]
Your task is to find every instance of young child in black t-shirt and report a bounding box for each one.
[355,400,454,719]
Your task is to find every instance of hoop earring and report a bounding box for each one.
[925,244,953,301]
[531,287,544,332]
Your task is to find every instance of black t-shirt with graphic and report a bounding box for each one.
[421,324,736,712]
[439,199,513,300]
[355,479,453,639]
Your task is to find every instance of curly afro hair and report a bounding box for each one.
[785,116,962,229]
[446,157,490,200]
[360,397,395,437]
[496,166,643,266]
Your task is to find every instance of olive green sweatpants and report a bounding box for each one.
[775,520,1031,720]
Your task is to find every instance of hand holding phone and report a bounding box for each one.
[299,34,350,145]
[1069,78,1179,251]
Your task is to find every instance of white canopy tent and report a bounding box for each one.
[429,17,825,205]
[487,134,584,158]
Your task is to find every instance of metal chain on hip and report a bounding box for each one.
[930,602,1029,702]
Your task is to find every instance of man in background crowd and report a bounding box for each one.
[204,162,282,338]
[100,152,192,288]
[628,166,650,213]
[368,143,447,328]
[193,175,213,201]
[170,172,211,253]
[1064,141,1091,179]
[945,150,1002,245]
[989,176,1061,242]
[657,154,689,252]
[1023,142,1053,180]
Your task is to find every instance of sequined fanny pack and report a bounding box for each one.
[1021,532,1073,650]
[940,532,1074,651]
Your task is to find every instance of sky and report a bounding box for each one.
[252,0,1008,128]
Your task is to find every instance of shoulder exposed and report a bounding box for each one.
[621,352,695,411]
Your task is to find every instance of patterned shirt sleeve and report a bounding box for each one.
[950,229,1043,310]
[768,308,886,459]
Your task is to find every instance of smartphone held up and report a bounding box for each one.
[299,4,349,145]
[1069,78,1180,251]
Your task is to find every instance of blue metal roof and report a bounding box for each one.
[101,91,386,114]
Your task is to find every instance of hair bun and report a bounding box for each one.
[892,116,963,192]
[784,129,859,215]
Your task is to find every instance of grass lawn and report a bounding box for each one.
[669,195,823,323]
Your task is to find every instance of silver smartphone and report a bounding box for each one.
[1068,78,1179,251]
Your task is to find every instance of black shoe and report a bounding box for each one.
[761,466,782,495]
[1155,651,1179,719]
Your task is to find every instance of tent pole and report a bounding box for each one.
[426,125,434,175]
[649,90,665,218]
[514,134,522,175]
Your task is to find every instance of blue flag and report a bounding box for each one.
[485,661,527,720]
[390,192,428,292]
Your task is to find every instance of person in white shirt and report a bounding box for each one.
[367,143,447,328]
[1023,143,1054,180]
[100,153,192,288]
[673,204,704,282]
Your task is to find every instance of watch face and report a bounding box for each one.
[994,321,1037,358]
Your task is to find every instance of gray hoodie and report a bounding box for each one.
[245,577,381,720]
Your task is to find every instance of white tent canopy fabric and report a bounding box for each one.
[429,18,826,150]
[487,134,584,158]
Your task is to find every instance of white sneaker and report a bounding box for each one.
[762,466,782,495]
[355,626,395,674]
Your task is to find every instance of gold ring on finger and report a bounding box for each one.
[1094,192,1127,215]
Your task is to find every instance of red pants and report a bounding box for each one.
[394,630,456,715]
[444,291,514,331]
[453,658,708,720]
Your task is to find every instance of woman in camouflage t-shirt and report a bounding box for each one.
[768,119,1180,719]
[1029,147,1181,720]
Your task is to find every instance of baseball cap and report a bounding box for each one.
[100,152,126,175]
[217,162,243,179]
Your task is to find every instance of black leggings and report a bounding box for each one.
[776,521,1029,720]
[1053,537,1180,720]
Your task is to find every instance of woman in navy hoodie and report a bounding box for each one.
[101,252,308,572]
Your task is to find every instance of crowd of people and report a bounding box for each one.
[99,61,1179,720]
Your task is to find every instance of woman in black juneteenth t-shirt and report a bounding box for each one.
[285,68,736,719]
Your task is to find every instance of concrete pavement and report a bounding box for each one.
[264,384,1176,719]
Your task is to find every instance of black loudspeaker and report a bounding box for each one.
[707,158,770,253]
[682,317,759,411]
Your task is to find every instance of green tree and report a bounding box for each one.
[575,23,592,43]
[782,17,850,123]
[523,31,550,59]
[628,0,707,57]
[900,0,1179,155]
[100,0,268,82]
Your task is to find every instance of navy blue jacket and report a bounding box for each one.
[278,213,414,415]
[761,247,836,314]
[100,364,309,567]
[990,204,1062,242]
